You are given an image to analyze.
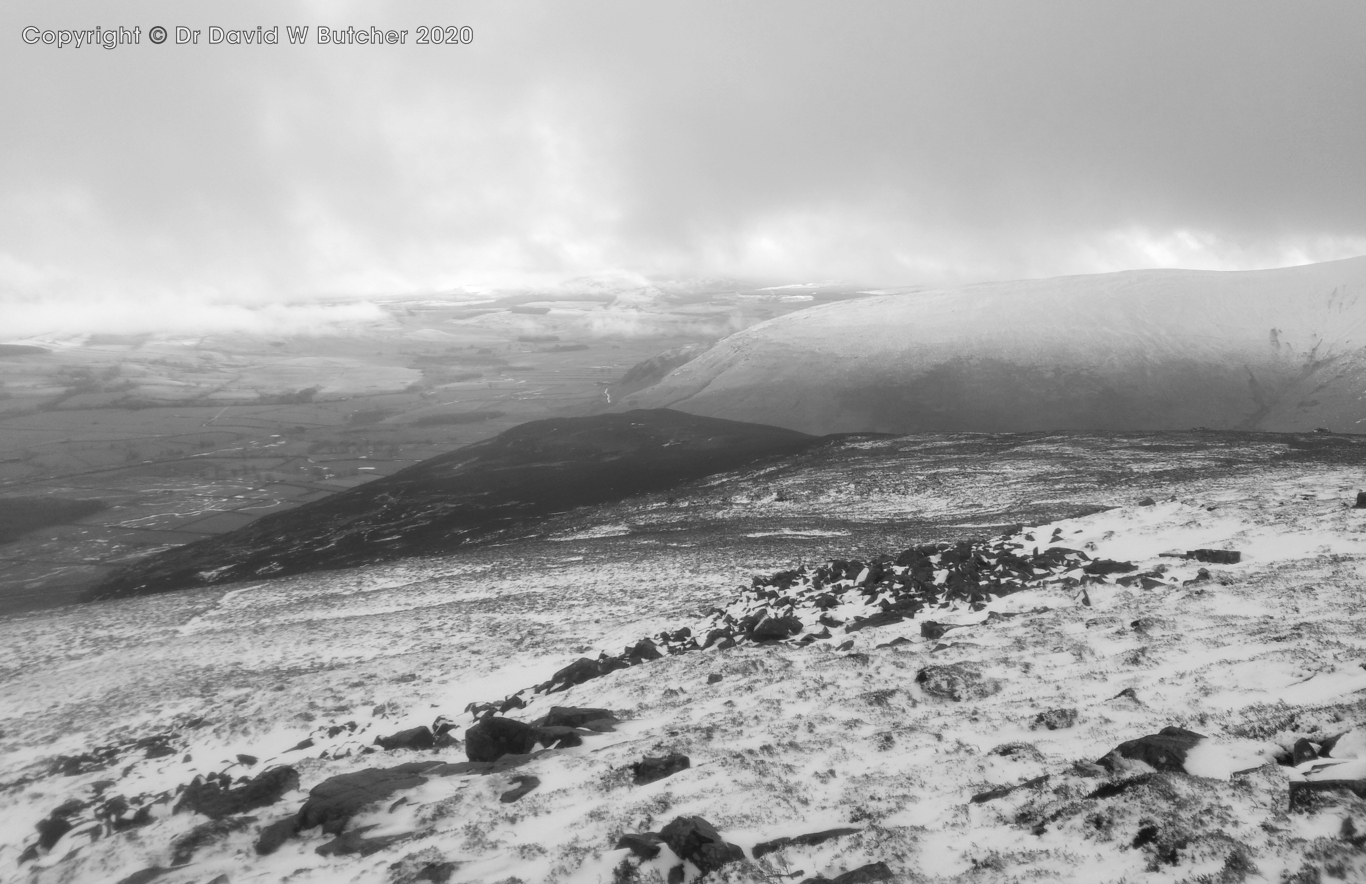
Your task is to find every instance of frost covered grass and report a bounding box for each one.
[4,434,1366,882]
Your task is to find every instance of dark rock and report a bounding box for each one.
[1082,559,1137,576]
[1089,773,1155,799]
[1187,549,1240,564]
[171,817,253,865]
[844,611,908,633]
[800,861,895,884]
[1098,726,1205,773]
[36,815,73,850]
[875,636,912,649]
[404,861,459,884]
[375,727,436,751]
[1356,491,1366,509]
[297,762,443,835]
[316,824,410,857]
[659,816,745,875]
[1290,779,1366,811]
[287,738,315,752]
[707,673,723,684]
[465,717,538,762]
[970,774,1049,804]
[750,614,804,642]
[532,707,615,729]
[533,725,583,749]
[625,638,664,663]
[1138,497,1156,506]
[236,753,258,766]
[500,775,540,803]
[114,868,168,884]
[616,831,665,859]
[1292,738,1319,765]
[632,753,691,786]
[752,827,861,858]
[1111,687,1140,702]
[920,621,950,640]
[256,817,298,855]
[539,657,609,693]
[1031,708,1078,730]
[175,765,300,820]
[915,663,1001,701]
[702,628,733,649]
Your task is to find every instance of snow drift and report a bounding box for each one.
[617,256,1366,434]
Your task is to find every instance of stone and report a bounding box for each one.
[465,717,538,763]
[114,869,168,884]
[532,707,615,729]
[615,832,665,860]
[500,775,540,803]
[800,862,895,884]
[255,817,298,855]
[1031,708,1079,730]
[35,815,73,850]
[1187,549,1241,564]
[374,726,436,751]
[659,816,745,875]
[236,753,258,766]
[707,673,723,684]
[175,766,299,820]
[915,663,1002,701]
[316,824,410,857]
[533,725,583,749]
[1138,497,1156,506]
[297,762,443,835]
[844,611,908,633]
[632,753,691,785]
[1098,726,1205,773]
[750,614,804,642]
[1082,559,1138,576]
[1354,491,1366,509]
[1292,738,1319,765]
[920,621,950,640]
[171,817,253,866]
[752,826,861,858]
[970,774,1050,804]
[1289,779,1366,811]
[625,638,664,663]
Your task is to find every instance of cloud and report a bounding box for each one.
[3,0,1365,334]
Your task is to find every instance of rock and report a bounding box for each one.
[174,766,299,820]
[844,611,908,633]
[920,621,950,640]
[1355,491,1366,509]
[297,762,443,835]
[1031,708,1079,730]
[171,817,253,865]
[532,707,616,729]
[465,717,538,762]
[1292,737,1319,765]
[114,868,168,884]
[1138,496,1156,506]
[255,817,298,855]
[538,657,612,693]
[236,753,258,766]
[658,816,745,875]
[316,825,410,857]
[707,673,723,684]
[702,628,733,649]
[1098,726,1205,773]
[631,753,691,786]
[801,861,895,884]
[35,815,73,850]
[625,638,664,663]
[287,738,315,752]
[752,827,861,858]
[374,726,436,751]
[970,774,1050,804]
[500,775,540,803]
[1289,779,1366,811]
[915,663,1002,701]
[533,725,583,749]
[750,614,804,642]
[1187,549,1241,564]
[615,831,665,859]
[1082,559,1137,576]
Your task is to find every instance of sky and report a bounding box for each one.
[4,1,1366,335]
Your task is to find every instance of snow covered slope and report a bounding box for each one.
[618,256,1366,434]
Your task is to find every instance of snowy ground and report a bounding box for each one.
[3,435,1366,883]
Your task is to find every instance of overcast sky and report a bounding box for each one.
[4,1,1366,333]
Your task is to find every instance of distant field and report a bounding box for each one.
[0,497,106,544]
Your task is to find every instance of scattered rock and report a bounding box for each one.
[1187,549,1241,564]
[971,774,1050,804]
[534,725,583,750]
[1083,559,1138,576]
[316,824,411,857]
[255,817,298,855]
[171,817,253,865]
[374,726,436,751]
[801,861,895,883]
[752,826,861,858]
[615,832,665,860]
[1138,496,1156,506]
[915,663,1001,701]
[500,775,540,803]
[750,614,804,642]
[297,762,443,836]
[464,717,538,763]
[658,816,745,875]
[632,753,690,786]
[175,766,299,820]
[35,815,73,851]
[531,707,616,729]
[1032,707,1078,730]
[1097,726,1205,773]
[1289,779,1366,811]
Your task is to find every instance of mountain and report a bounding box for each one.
[87,409,822,600]
[616,256,1366,434]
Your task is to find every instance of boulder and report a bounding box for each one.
[499,775,540,803]
[752,827,860,858]
[1082,559,1137,576]
[915,663,1002,701]
[1292,738,1319,765]
[1187,549,1241,564]
[533,725,583,749]
[465,717,538,762]
[171,817,253,866]
[1356,491,1366,509]
[255,817,298,855]
[625,638,664,664]
[1289,779,1366,811]
[297,762,443,835]
[631,753,691,786]
[175,766,299,820]
[532,707,615,729]
[316,825,410,857]
[750,614,804,642]
[800,862,894,884]
[658,816,745,875]
[615,832,665,860]
[374,726,436,751]
[1098,726,1205,773]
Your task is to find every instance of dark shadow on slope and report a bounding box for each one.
[85,409,825,601]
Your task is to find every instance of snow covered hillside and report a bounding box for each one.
[4,433,1366,883]
[619,256,1366,435]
